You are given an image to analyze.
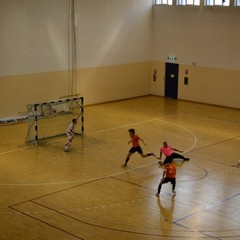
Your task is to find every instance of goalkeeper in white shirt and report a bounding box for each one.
[65,118,78,152]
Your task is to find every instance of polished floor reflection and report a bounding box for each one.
[0,96,239,239]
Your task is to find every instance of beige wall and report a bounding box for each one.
[152,5,240,109]
[179,64,240,108]
[152,5,240,70]
[77,62,152,105]
[1,1,240,119]
[0,71,74,118]
[151,61,240,109]
[0,0,153,118]
[75,0,154,105]
[151,61,165,96]
[0,61,152,117]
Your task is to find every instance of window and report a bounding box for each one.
[155,0,235,6]
[155,0,173,5]
[235,0,240,6]
[205,0,230,6]
[177,0,200,5]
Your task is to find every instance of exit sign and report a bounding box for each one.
[167,56,177,60]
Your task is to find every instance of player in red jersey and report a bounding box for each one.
[123,128,156,167]
[156,161,177,196]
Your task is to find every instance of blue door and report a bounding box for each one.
[165,63,179,99]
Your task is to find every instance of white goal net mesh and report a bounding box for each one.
[25,97,84,144]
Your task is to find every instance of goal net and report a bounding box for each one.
[0,0,77,121]
[25,97,84,144]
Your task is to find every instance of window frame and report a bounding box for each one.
[177,0,200,6]
[235,0,240,6]
[204,0,230,6]
[155,0,173,5]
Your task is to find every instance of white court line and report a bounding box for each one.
[178,113,240,128]
[86,114,178,135]
[156,119,198,154]
[0,160,159,186]
[0,114,178,156]
[0,146,32,156]
[0,115,198,186]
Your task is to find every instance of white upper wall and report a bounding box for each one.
[2,1,240,74]
[153,5,240,70]
[75,0,153,68]
[0,0,153,77]
[0,0,73,77]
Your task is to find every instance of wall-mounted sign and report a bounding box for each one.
[167,56,177,60]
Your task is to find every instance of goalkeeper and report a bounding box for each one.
[65,118,78,152]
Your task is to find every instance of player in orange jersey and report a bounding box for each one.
[123,128,156,167]
[156,161,176,196]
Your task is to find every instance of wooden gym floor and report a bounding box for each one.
[0,95,239,240]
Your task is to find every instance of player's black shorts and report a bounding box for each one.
[162,177,176,185]
[163,156,173,164]
[129,146,143,154]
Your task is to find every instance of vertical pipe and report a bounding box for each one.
[34,104,38,146]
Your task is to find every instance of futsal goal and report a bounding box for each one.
[25,97,84,145]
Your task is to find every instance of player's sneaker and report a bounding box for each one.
[64,147,69,152]
[156,193,160,197]
[122,163,127,167]
[172,190,176,194]
[158,161,164,166]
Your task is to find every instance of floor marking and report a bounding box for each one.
[178,113,240,129]
[0,115,177,156]
[0,115,197,186]
[1,187,240,231]
[156,118,198,154]
[2,195,157,216]
[0,146,32,156]
[1,112,240,237]
[174,192,240,224]
[1,120,240,237]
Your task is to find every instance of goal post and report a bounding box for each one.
[25,97,84,145]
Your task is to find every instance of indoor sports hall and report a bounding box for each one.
[0,0,240,240]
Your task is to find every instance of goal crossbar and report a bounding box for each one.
[25,97,84,145]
